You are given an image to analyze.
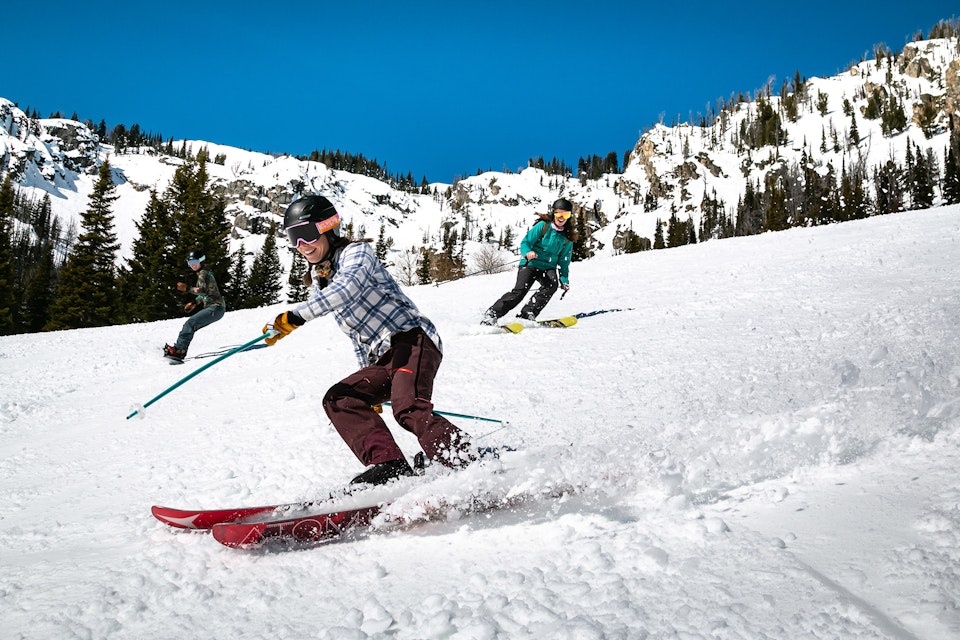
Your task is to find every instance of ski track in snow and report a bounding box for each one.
[2,206,960,638]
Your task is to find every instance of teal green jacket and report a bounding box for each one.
[520,221,573,284]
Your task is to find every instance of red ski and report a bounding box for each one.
[151,501,311,530]
[151,484,367,530]
[211,503,384,548]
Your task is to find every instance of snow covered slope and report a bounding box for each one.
[2,204,959,638]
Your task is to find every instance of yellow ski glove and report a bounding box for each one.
[263,311,304,346]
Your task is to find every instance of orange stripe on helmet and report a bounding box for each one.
[317,213,340,233]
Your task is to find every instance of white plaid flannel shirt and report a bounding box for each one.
[293,242,442,366]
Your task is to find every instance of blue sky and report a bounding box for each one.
[4,1,956,184]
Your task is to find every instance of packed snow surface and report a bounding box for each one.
[3,206,960,639]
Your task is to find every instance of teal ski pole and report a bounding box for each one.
[382,402,504,424]
[126,331,276,420]
[382,402,509,441]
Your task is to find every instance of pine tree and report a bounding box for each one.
[417,247,433,284]
[622,228,644,253]
[224,244,250,309]
[286,252,309,303]
[29,195,55,263]
[848,113,860,147]
[863,90,882,120]
[874,160,907,214]
[7,194,60,322]
[839,162,872,220]
[571,207,593,261]
[166,156,231,313]
[245,222,283,308]
[653,219,665,249]
[666,210,686,247]
[45,159,120,330]
[907,142,935,209]
[482,224,495,244]
[764,172,789,231]
[944,132,960,205]
[118,190,178,322]
[432,223,463,281]
[735,180,764,236]
[816,92,829,116]
[375,223,394,262]
[500,226,515,252]
[699,190,722,240]
[819,165,841,223]
[880,95,907,135]
[0,176,16,334]
[19,241,56,332]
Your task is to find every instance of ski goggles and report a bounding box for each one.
[286,215,340,248]
[187,256,204,266]
[553,210,572,221]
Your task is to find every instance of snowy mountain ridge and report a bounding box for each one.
[0,34,957,271]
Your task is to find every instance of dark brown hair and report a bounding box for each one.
[538,212,579,243]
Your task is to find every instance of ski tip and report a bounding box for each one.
[151,505,201,529]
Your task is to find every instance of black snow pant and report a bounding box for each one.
[486,266,558,321]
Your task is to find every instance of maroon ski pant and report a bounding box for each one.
[323,327,470,467]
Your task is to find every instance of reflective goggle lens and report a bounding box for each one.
[286,221,323,248]
[286,214,341,248]
[553,210,572,221]
[187,259,201,266]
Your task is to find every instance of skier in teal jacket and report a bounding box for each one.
[481,198,578,325]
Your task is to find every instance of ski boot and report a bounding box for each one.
[163,344,187,362]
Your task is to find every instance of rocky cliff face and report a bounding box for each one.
[945,59,960,131]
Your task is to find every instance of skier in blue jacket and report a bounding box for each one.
[481,198,578,325]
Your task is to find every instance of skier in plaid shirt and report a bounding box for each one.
[263,195,474,485]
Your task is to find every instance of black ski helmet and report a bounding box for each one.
[552,198,573,213]
[186,249,205,263]
[283,195,341,248]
